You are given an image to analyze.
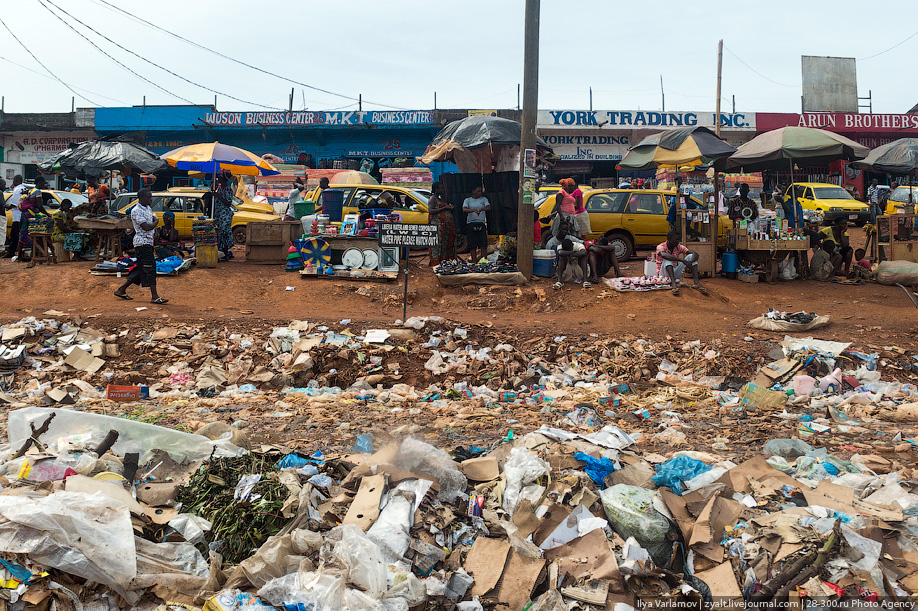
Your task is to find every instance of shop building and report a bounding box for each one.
[0,109,96,186]
[537,109,757,185]
[93,105,444,183]
[755,112,918,193]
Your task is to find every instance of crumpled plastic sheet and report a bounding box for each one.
[652,456,711,495]
[368,480,432,564]
[0,490,136,590]
[392,438,466,501]
[502,447,550,515]
[134,537,209,578]
[574,452,617,489]
[7,407,246,463]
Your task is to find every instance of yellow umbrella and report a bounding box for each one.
[330,170,378,185]
[162,142,279,176]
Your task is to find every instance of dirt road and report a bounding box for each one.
[0,250,914,350]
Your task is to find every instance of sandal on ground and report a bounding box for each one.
[692,284,709,295]
[113,292,133,300]
[583,281,592,288]
[553,282,563,290]
[151,297,169,304]
[671,287,680,296]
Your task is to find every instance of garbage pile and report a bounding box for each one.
[1,316,918,608]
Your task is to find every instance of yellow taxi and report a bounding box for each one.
[164,185,277,215]
[886,186,918,215]
[118,191,279,244]
[303,184,430,223]
[5,190,90,236]
[536,188,729,260]
[783,182,870,226]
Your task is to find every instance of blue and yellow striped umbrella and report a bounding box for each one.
[162,142,280,176]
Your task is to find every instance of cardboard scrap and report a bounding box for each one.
[542,529,624,592]
[465,537,511,597]
[694,561,742,599]
[495,551,545,611]
[460,456,499,482]
[63,346,105,374]
[343,473,385,531]
[1,328,26,341]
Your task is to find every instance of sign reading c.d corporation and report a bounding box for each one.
[537,110,755,130]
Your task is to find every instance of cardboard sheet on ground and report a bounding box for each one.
[64,346,105,374]
[716,455,799,494]
[543,529,624,591]
[465,537,511,596]
[694,561,742,599]
[496,551,545,611]
[436,272,527,287]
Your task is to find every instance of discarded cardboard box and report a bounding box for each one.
[460,456,499,482]
[105,385,150,401]
[343,473,385,531]
[64,346,105,374]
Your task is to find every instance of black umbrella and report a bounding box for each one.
[851,138,918,175]
[418,115,551,171]
[39,140,167,177]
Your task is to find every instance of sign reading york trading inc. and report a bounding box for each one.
[203,110,434,127]
[538,110,755,130]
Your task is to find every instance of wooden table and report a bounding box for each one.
[74,216,132,262]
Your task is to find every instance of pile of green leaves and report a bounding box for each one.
[177,454,290,564]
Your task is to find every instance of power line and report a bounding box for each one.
[39,0,283,110]
[859,28,918,60]
[724,46,796,88]
[35,0,195,105]
[0,15,99,106]
[0,54,129,105]
[88,0,408,110]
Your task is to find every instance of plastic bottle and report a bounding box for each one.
[818,368,842,393]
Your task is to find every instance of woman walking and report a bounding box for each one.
[213,170,235,259]
[427,182,456,265]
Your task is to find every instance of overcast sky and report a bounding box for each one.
[1,0,915,116]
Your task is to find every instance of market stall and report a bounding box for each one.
[619,126,737,277]
[719,126,869,281]
[852,138,918,263]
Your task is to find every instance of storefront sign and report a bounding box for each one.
[538,110,755,130]
[203,110,434,127]
[541,132,629,161]
[4,131,94,165]
[378,223,440,248]
[756,112,918,133]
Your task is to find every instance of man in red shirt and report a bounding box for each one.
[655,230,708,296]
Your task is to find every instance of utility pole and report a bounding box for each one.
[359,94,362,112]
[516,0,540,278]
[715,40,723,137]
[288,87,294,113]
[589,87,592,112]
[660,75,665,111]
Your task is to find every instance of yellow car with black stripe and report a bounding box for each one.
[536,188,730,260]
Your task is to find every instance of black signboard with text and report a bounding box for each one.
[377,223,440,248]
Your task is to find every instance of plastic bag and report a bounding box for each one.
[502,447,550,516]
[386,573,426,608]
[0,490,136,589]
[392,438,466,501]
[367,484,415,564]
[779,259,797,280]
[763,438,813,460]
[332,525,387,598]
[652,456,711,495]
[747,314,831,332]
[574,452,617,489]
[235,529,323,590]
[600,484,673,567]
[8,407,240,463]
[135,537,209,577]
[167,513,212,545]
